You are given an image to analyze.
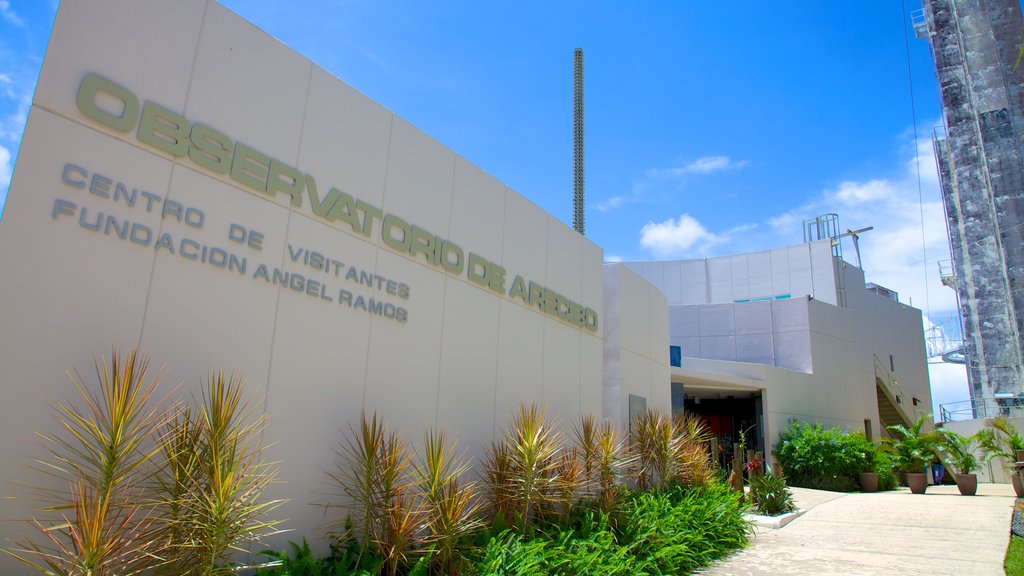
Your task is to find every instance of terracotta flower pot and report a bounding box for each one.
[1012,473,1024,497]
[906,472,928,494]
[954,473,977,496]
[859,472,878,493]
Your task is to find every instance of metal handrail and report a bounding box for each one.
[938,397,1024,421]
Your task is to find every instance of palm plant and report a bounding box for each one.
[4,349,175,576]
[978,416,1024,471]
[413,430,482,576]
[883,413,941,473]
[165,372,283,576]
[937,429,981,475]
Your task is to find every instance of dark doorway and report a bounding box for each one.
[683,391,763,469]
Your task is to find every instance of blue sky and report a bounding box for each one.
[0,1,969,412]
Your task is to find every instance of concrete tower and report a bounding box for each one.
[921,0,1024,410]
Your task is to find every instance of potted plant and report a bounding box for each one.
[858,436,879,493]
[884,414,940,494]
[977,416,1024,497]
[937,429,981,496]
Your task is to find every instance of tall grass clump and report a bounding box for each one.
[4,349,174,576]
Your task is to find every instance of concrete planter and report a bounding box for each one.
[859,472,878,493]
[906,472,928,494]
[954,473,977,496]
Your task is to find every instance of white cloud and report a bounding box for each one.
[605,255,623,263]
[648,155,750,179]
[0,1,22,26]
[640,213,725,258]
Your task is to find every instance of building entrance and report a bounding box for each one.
[679,387,764,471]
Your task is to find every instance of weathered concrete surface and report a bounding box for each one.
[701,484,1015,576]
[924,0,1024,403]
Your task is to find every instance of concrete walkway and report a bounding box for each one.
[700,483,1016,576]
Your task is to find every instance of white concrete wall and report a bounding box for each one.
[602,264,672,427]
[667,298,813,372]
[0,1,604,569]
[627,240,839,307]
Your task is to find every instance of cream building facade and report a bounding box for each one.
[0,1,668,570]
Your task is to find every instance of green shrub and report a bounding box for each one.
[621,483,751,574]
[466,482,750,575]
[776,421,876,492]
[748,473,796,516]
[874,450,898,491]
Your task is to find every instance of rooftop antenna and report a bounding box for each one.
[573,48,585,235]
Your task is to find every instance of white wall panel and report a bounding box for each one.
[450,158,506,264]
[735,301,772,334]
[662,260,683,305]
[669,306,700,337]
[187,2,311,168]
[546,217,583,303]
[437,278,501,451]
[543,321,582,420]
[298,66,393,215]
[381,117,456,239]
[699,304,735,337]
[35,0,206,126]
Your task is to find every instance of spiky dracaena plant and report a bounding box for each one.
[672,413,717,488]
[571,414,599,499]
[4,349,175,576]
[594,421,631,513]
[330,411,420,576]
[165,372,283,576]
[413,430,482,576]
[552,448,583,524]
[631,409,682,491]
[481,440,514,524]
[154,407,202,576]
[503,404,562,533]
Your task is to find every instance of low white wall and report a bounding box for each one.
[941,417,1024,483]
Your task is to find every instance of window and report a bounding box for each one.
[670,345,682,367]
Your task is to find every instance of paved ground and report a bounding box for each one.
[700,483,1016,576]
